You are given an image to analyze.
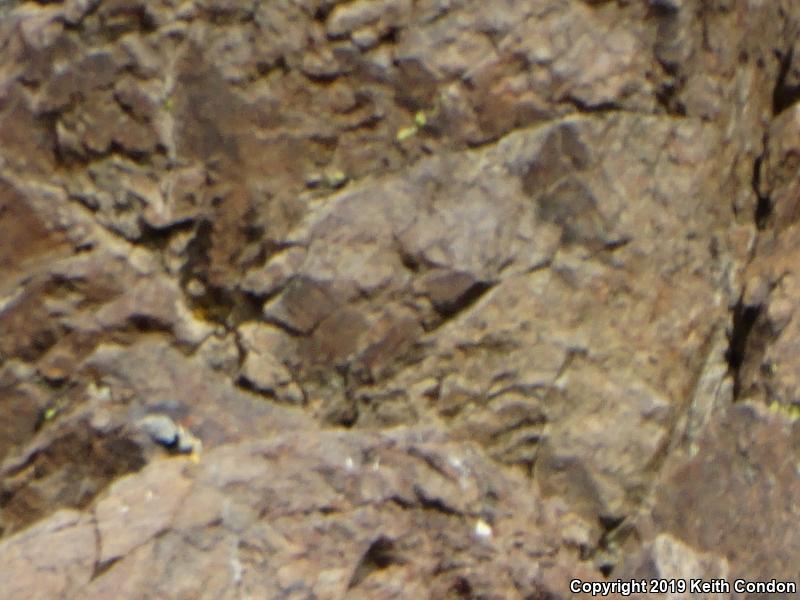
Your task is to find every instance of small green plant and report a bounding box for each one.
[768,401,800,421]
[35,400,66,431]
[396,110,429,142]
[324,168,348,188]
[396,125,418,141]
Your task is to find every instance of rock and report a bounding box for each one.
[236,322,305,404]
[196,331,241,373]
[0,510,95,599]
[137,414,202,455]
[640,402,800,584]
[81,339,311,449]
[618,534,730,599]
[1,0,800,595]
[240,246,306,297]
[0,178,70,286]
[0,402,147,537]
[0,428,592,598]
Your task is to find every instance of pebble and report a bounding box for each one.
[137,414,202,455]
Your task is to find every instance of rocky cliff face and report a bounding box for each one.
[1,0,800,597]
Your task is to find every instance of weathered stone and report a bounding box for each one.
[240,246,306,297]
[263,276,345,335]
[1,0,800,595]
[0,179,70,285]
[2,428,592,599]
[95,458,192,563]
[641,403,800,585]
[137,414,202,454]
[81,339,311,448]
[237,322,305,404]
[0,510,95,599]
[618,534,730,599]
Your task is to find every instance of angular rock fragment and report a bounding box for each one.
[137,414,202,455]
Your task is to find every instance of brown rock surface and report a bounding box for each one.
[1,0,800,597]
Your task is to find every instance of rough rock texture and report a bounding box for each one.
[2,0,800,597]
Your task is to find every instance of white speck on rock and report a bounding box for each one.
[230,541,243,585]
[474,519,493,540]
